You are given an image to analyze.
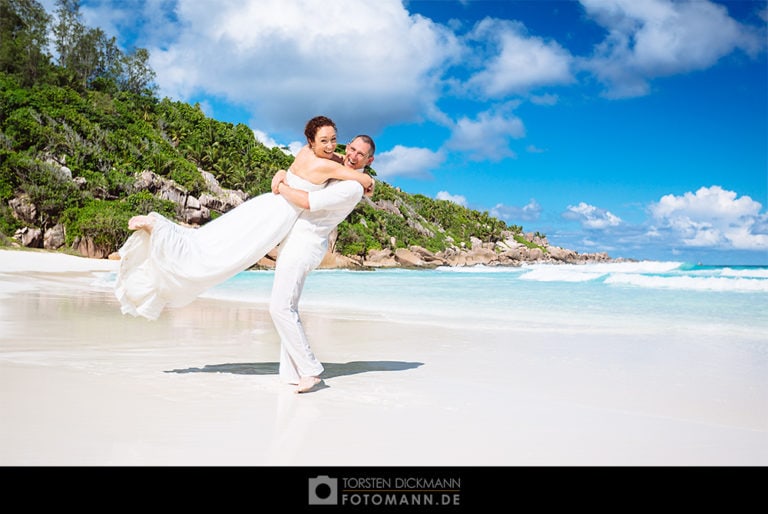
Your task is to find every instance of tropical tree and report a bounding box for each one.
[0,0,52,86]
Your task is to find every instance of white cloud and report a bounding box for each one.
[148,0,461,139]
[43,0,765,184]
[436,191,468,207]
[580,0,766,98]
[491,199,542,223]
[563,202,623,229]
[76,1,182,50]
[252,129,279,149]
[465,18,574,97]
[286,141,306,156]
[649,186,768,249]
[372,145,445,179]
[252,129,302,155]
[445,109,524,161]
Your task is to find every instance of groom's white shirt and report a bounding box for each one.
[299,179,364,246]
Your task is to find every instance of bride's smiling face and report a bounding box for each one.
[309,125,338,160]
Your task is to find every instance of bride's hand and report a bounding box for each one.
[271,170,287,194]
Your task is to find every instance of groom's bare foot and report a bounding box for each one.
[295,376,322,394]
[128,215,154,232]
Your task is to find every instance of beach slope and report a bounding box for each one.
[0,249,766,465]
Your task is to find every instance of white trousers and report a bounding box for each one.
[269,230,327,383]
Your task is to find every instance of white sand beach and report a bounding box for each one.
[0,248,766,466]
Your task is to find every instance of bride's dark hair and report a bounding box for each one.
[304,116,336,143]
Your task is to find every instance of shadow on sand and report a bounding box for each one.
[165,360,423,379]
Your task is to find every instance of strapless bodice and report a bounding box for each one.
[285,170,326,192]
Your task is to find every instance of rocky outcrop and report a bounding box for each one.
[331,231,622,270]
[7,166,248,258]
[319,252,363,269]
[408,245,447,266]
[6,164,628,267]
[132,169,245,225]
[9,195,37,225]
[394,248,428,267]
[357,249,397,268]
[73,236,110,259]
[14,227,42,248]
[43,224,66,250]
[199,170,247,211]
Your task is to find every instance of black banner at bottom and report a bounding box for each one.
[3,465,754,511]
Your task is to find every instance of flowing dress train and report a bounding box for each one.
[114,171,325,320]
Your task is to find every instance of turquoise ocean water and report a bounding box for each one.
[200,261,768,338]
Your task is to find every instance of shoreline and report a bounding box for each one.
[1,249,766,466]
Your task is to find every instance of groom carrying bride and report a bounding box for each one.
[119,114,374,395]
[269,131,375,393]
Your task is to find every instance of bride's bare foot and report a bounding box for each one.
[295,376,322,394]
[128,215,154,232]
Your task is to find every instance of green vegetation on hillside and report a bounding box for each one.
[0,0,527,258]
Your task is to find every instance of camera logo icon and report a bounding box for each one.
[308,475,338,505]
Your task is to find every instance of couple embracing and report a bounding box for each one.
[116,115,375,393]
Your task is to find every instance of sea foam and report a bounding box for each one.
[604,273,768,292]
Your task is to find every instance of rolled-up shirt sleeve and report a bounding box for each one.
[308,181,364,213]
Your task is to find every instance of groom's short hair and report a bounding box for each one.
[352,134,375,156]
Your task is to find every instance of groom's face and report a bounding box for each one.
[343,138,374,170]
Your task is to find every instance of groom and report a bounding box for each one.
[269,135,375,393]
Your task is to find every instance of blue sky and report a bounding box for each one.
[41,0,768,264]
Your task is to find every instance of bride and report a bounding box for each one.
[114,115,373,320]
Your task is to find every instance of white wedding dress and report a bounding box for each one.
[115,171,325,320]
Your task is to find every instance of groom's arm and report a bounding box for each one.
[277,179,368,213]
[272,170,374,210]
[275,181,311,209]
[306,181,364,212]
[272,169,374,198]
